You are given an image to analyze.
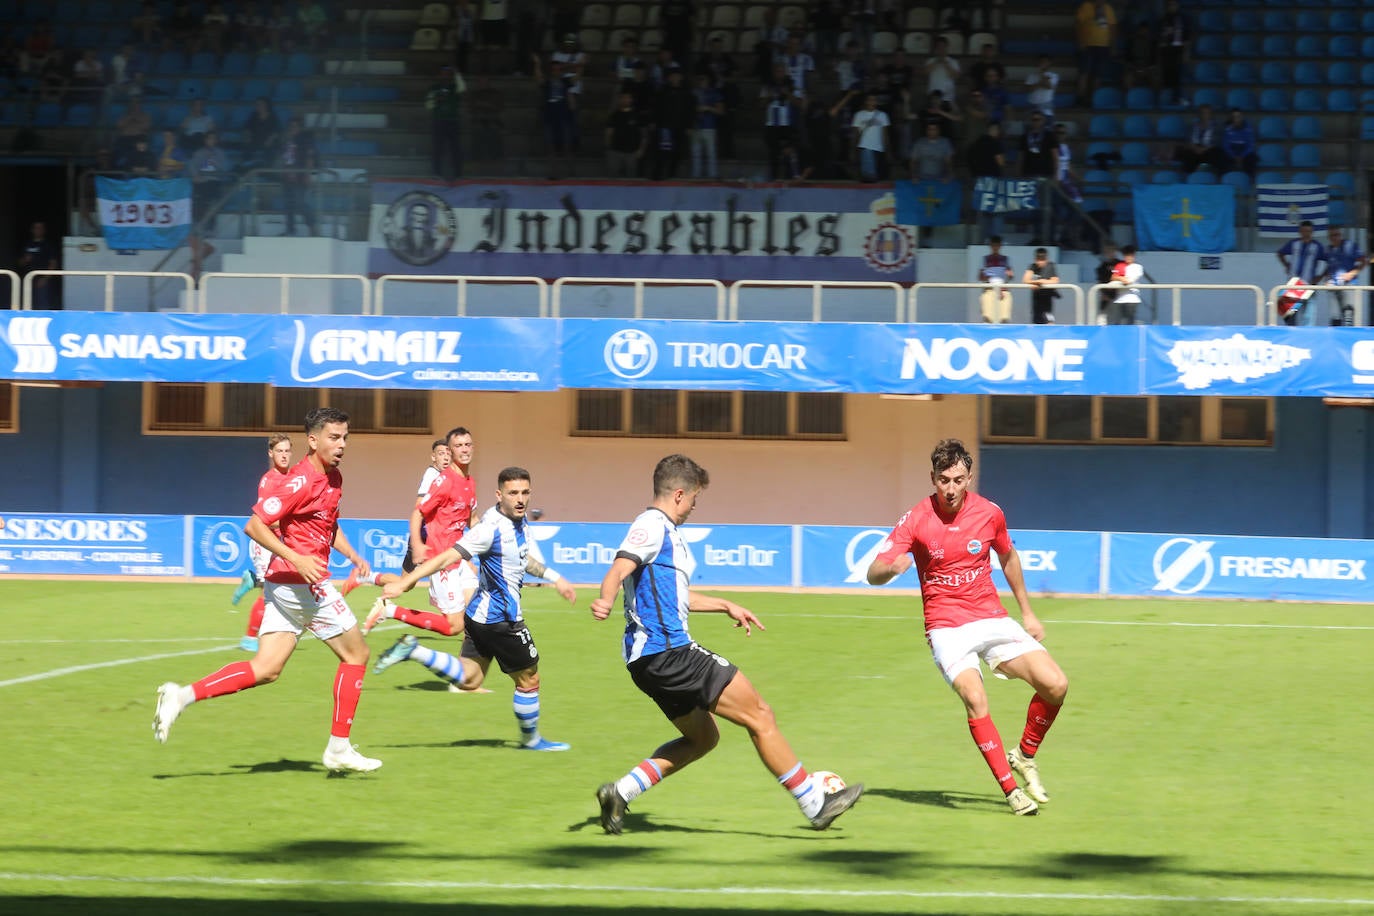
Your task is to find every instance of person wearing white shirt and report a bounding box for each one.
[1025,55,1059,118]
[924,37,960,103]
[851,92,890,181]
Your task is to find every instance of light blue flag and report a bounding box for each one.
[1132,185,1235,253]
[95,176,193,250]
[895,179,961,227]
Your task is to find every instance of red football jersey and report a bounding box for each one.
[257,468,284,499]
[252,457,343,583]
[416,467,476,554]
[875,490,1013,632]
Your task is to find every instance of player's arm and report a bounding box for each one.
[997,546,1043,641]
[591,555,638,620]
[524,553,575,604]
[331,527,370,579]
[687,590,764,635]
[408,504,428,563]
[867,552,913,584]
[384,544,468,599]
[246,514,324,584]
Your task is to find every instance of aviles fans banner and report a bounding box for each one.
[95,176,193,250]
[367,180,928,280]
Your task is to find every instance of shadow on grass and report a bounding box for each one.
[0,899,984,916]
[863,786,1007,812]
[563,812,824,841]
[382,738,513,750]
[152,759,322,779]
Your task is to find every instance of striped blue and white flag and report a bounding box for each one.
[95,176,193,250]
[1256,184,1329,238]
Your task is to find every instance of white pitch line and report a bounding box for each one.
[0,637,232,644]
[0,872,1368,908]
[0,646,231,689]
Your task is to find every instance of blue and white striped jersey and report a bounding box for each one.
[457,505,529,624]
[615,507,696,664]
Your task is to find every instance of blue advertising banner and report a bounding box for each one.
[799,525,897,590]
[95,176,192,250]
[334,518,412,577]
[367,181,924,281]
[0,513,186,576]
[191,515,413,579]
[1108,532,1374,602]
[1141,326,1329,396]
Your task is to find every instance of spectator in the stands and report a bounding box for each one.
[21,20,56,75]
[295,0,329,50]
[834,39,866,92]
[1019,111,1054,178]
[37,52,67,103]
[478,0,510,73]
[189,131,232,230]
[919,89,962,141]
[18,221,60,311]
[967,120,1006,236]
[202,2,231,55]
[924,36,960,105]
[125,135,158,174]
[114,97,152,165]
[166,1,201,53]
[1122,21,1158,93]
[233,2,267,50]
[1025,55,1059,118]
[697,35,738,157]
[852,91,891,183]
[266,2,293,53]
[551,33,587,98]
[909,120,953,181]
[622,61,655,117]
[777,33,815,95]
[426,64,466,180]
[883,49,914,96]
[612,36,642,83]
[1221,108,1257,180]
[549,0,580,52]
[132,2,162,47]
[1075,0,1117,106]
[651,65,695,180]
[980,67,1009,126]
[242,97,281,170]
[532,52,577,179]
[278,116,317,236]
[690,72,723,179]
[180,99,216,151]
[810,0,843,65]
[762,74,801,180]
[109,43,142,91]
[753,7,788,81]
[661,0,694,64]
[650,47,677,88]
[605,90,647,178]
[452,0,477,73]
[157,129,188,178]
[71,49,106,102]
[1157,0,1190,107]
[1173,104,1222,175]
[967,41,1004,93]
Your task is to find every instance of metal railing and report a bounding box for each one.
[552,277,727,319]
[909,282,1086,324]
[729,280,904,322]
[0,270,19,311]
[1266,283,1374,328]
[1087,283,1267,326]
[20,269,195,311]
[198,272,371,314]
[374,275,550,317]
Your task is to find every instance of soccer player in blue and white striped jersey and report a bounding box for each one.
[374,466,577,751]
[590,454,863,833]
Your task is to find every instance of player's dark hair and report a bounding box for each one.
[930,438,973,475]
[267,433,291,450]
[445,426,471,443]
[654,454,709,496]
[431,438,447,450]
[497,466,530,487]
[1299,220,1313,229]
[305,407,349,434]
[1121,244,1137,256]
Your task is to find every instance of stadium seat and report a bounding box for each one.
[287,53,316,77]
[418,1,450,26]
[1192,61,1224,85]
[1326,62,1356,86]
[1088,114,1120,139]
[175,78,208,100]
[1226,88,1258,111]
[703,30,736,53]
[1290,145,1321,169]
[1292,117,1321,141]
[1256,116,1286,141]
[254,54,285,76]
[1193,35,1224,58]
[1260,36,1290,59]
[1330,10,1358,30]
[903,32,930,55]
[742,5,769,29]
[1289,172,1320,186]
[1362,37,1374,60]
[1227,35,1259,58]
[272,81,303,103]
[222,52,252,76]
[1120,142,1151,166]
[938,31,965,54]
[1257,145,1286,168]
[1155,113,1186,139]
[410,27,441,50]
[1330,199,1348,227]
[1293,89,1322,113]
[1256,89,1287,112]
[1293,62,1324,86]
[1327,89,1357,113]
[161,103,189,130]
[1197,10,1226,31]
[240,79,271,101]
[1082,169,1116,187]
[581,3,611,27]
[1325,172,1356,195]
[1231,9,1260,30]
[708,5,739,28]
[1294,10,1325,31]
[1086,141,1119,166]
[872,31,899,54]
[153,50,183,75]
[1329,36,1358,58]
[1221,171,1252,193]
[208,79,236,101]
[1191,87,1223,109]
[187,51,216,76]
[1151,171,1179,185]
[1121,114,1153,139]
[1115,170,1145,191]
[1226,62,1258,86]
[1124,87,1154,110]
[612,5,643,27]
[640,28,663,50]
[905,7,934,29]
[1255,171,1285,188]
[1262,10,1293,31]
[1293,36,1324,58]
[1185,171,1217,185]
[1091,87,1122,109]
[1259,62,1289,86]
[969,32,998,53]
[64,104,94,127]
[578,29,605,51]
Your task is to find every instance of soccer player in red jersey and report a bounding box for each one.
[232,434,294,652]
[867,438,1067,815]
[361,426,479,636]
[153,407,383,773]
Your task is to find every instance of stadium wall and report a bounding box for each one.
[1,385,1371,538]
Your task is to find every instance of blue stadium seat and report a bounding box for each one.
[1226,62,1258,85]
[1086,141,1119,166]
[1151,170,1179,185]
[175,78,208,100]
[1330,199,1348,227]
[1259,62,1290,86]
[1293,36,1324,58]
[1192,61,1224,85]
[54,0,81,20]
[318,138,381,157]
[1361,37,1374,59]
[1326,62,1356,86]
[1082,169,1116,188]
[1186,171,1217,185]
[222,51,252,75]
[162,102,189,130]
[1290,144,1321,169]
[1260,36,1289,59]
[1363,11,1374,31]
[1255,171,1286,188]
[1227,87,1259,111]
[1231,9,1260,30]
[209,79,236,101]
[1291,116,1322,140]
[253,54,285,76]
[1256,89,1288,112]
[1329,36,1358,58]
[1088,114,1120,138]
[1289,171,1320,186]
[72,24,102,47]
[1198,10,1226,31]
[1121,114,1153,138]
[240,78,271,100]
[1193,35,1224,58]
[1295,10,1325,31]
[1330,10,1359,30]
[1115,170,1146,191]
[1325,172,1355,195]
[1091,86,1122,109]
[285,52,314,76]
[1327,89,1357,113]
[1155,113,1186,139]
[1262,10,1293,31]
[1227,35,1259,58]
[1257,144,1286,168]
[1192,87,1223,109]
[1120,142,1151,166]
[0,102,15,126]
[272,80,303,103]
[64,104,95,127]
[1256,116,1286,141]
[187,51,217,76]
[1293,62,1324,86]
[1124,87,1155,110]
[153,50,183,74]
[33,102,61,127]
[1221,171,1252,193]
[1293,89,1322,113]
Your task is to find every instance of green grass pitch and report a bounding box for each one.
[1,580,1371,916]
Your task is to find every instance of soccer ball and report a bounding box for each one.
[814,770,846,794]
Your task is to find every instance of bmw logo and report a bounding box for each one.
[604,328,658,380]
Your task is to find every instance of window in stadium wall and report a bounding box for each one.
[143,384,430,434]
[573,390,845,440]
[983,396,1272,446]
[0,381,15,432]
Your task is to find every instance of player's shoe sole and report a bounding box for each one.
[809,782,864,829]
[373,633,417,674]
[1008,747,1050,804]
[322,744,383,773]
[362,596,394,636]
[339,566,363,597]
[152,682,185,744]
[238,636,259,652]
[1006,787,1039,816]
[521,738,570,751]
[596,783,628,835]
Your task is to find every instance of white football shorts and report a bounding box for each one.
[260,580,359,641]
[428,561,478,615]
[927,616,1044,685]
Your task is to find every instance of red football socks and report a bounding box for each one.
[245,594,266,638]
[393,606,454,635]
[968,715,1017,794]
[1019,694,1063,757]
[331,663,366,738]
[191,661,257,701]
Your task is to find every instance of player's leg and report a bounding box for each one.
[315,588,381,773]
[502,622,566,751]
[597,707,720,834]
[240,593,267,652]
[152,626,297,744]
[996,646,1068,805]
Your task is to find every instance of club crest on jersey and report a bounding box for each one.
[966,538,983,555]
[626,527,651,546]
[263,496,282,515]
